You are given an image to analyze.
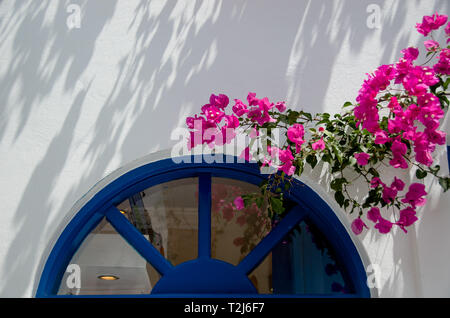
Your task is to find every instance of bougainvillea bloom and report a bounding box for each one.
[234,196,245,210]
[415,12,448,36]
[424,40,440,51]
[374,218,393,234]
[396,207,418,233]
[232,99,249,117]
[287,124,305,152]
[401,47,419,62]
[275,101,287,112]
[374,130,389,144]
[402,183,427,207]
[367,207,381,223]
[382,186,398,204]
[210,93,229,109]
[391,177,405,191]
[202,105,225,123]
[351,218,368,235]
[247,92,259,106]
[354,152,370,165]
[312,137,325,151]
[370,177,385,188]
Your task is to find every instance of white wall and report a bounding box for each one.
[0,0,448,297]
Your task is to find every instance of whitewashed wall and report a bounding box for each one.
[0,0,448,297]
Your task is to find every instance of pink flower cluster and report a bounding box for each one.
[352,178,426,235]
[354,13,448,171]
[186,93,288,150]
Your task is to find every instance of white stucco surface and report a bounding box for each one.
[0,0,449,297]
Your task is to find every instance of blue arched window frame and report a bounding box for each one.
[36,155,371,298]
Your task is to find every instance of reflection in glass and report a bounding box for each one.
[210,178,271,266]
[249,221,352,295]
[58,218,160,295]
[116,178,198,266]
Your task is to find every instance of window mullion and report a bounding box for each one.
[105,205,174,275]
[198,173,212,259]
[236,205,309,275]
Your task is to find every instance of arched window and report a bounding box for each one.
[36,155,371,297]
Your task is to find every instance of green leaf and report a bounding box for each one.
[334,191,345,207]
[306,154,318,169]
[270,197,285,214]
[439,177,450,192]
[415,169,427,180]
[342,101,353,108]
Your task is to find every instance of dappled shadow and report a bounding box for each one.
[0,0,448,296]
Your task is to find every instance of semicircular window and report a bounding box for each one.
[40,161,369,297]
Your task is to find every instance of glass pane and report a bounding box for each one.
[211,177,271,266]
[58,218,160,295]
[116,178,198,266]
[249,221,353,295]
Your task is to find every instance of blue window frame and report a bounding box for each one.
[36,155,371,298]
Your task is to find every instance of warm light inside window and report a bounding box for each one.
[97,275,119,281]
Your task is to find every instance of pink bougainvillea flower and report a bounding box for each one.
[374,130,390,144]
[186,114,204,129]
[279,161,296,176]
[370,177,385,188]
[232,99,249,117]
[446,21,450,36]
[234,196,245,210]
[312,137,325,151]
[382,186,398,204]
[425,128,446,145]
[367,207,381,223]
[389,139,409,169]
[247,92,259,106]
[201,105,225,123]
[374,218,393,234]
[351,218,368,235]
[391,176,405,191]
[424,39,440,51]
[275,101,287,112]
[210,93,229,109]
[278,147,294,163]
[416,12,448,36]
[389,155,409,169]
[224,114,240,129]
[401,47,419,62]
[287,124,306,152]
[258,97,274,112]
[354,152,370,166]
[402,183,427,207]
[396,207,418,233]
[433,48,450,75]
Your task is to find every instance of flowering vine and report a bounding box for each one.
[184,13,450,236]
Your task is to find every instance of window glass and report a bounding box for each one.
[58,218,160,295]
[211,177,271,266]
[116,177,198,266]
[249,221,352,295]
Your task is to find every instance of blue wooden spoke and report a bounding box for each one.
[237,205,309,275]
[105,205,174,275]
[198,173,212,259]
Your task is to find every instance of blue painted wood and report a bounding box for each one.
[447,145,450,172]
[151,259,256,294]
[36,155,371,298]
[198,173,212,259]
[106,205,173,275]
[237,206,308,275]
